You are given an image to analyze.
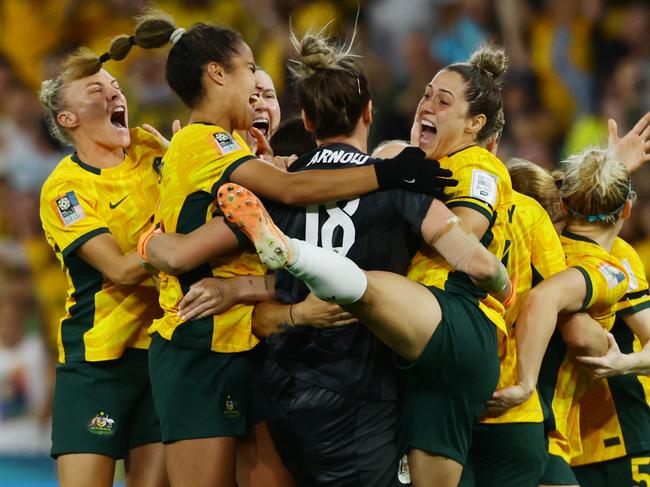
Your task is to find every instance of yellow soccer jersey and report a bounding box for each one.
[482,191,566,425]
[150,122,265,353]
[547,231,629,462]
[40,128,165,363]
[407,145,512,335]
[571,238,650,466]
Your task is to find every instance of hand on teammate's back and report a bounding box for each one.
[293,293,357,328]
[374,147,458,200]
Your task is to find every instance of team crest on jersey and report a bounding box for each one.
[88,411,115,435]
[213,132,241,155]
[598,262,626,289]
[223,395,241,419]
[54,191,85,226]
[397,454,411,484]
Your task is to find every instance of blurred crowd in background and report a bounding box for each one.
[0,0,649,474]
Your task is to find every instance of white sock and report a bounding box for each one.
[286,238,368,304]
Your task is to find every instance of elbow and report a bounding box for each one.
[276,190,302,206]
[160,255,191,275]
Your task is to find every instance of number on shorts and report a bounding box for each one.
[305,199,359,256]
[632,457,650,486]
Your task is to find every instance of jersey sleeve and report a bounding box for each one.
[573,259,629,312]
[615,243,650,316]
[40,181,109,257]
[195,129,257,196]
[389,190,434,237]
[530,215,566,280]
[445,162,499,222]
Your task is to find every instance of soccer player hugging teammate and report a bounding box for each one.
[239,31,500,487]
[39,51,168,486]
[104,9,456,487]
[502,151,636,487]
[217,43,516,487]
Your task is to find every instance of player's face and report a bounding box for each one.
[61,69,130,149]
[415,69,474,160]
[225,42,257,132]
[251,70,281,139]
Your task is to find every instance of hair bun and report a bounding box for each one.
[469,45,507,80]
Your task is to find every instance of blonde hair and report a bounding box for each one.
[39,48,107,146]
[507,158,564,222]
[560,148,632,226]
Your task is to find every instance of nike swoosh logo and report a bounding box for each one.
[402,178,416,184]
[109,195,129,209]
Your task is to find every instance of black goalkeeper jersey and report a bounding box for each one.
[265,143,434,400]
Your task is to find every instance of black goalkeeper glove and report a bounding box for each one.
[374,147,458,200]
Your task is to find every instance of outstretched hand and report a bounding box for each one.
[608,112,650,173]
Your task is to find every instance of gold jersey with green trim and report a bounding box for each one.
[546,231,629,462]
[571,237,650,466]
[150,122,265,353]
[407,145,512,335]
[482,191,566,425]
[39,128,165,363]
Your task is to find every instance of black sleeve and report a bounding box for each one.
[389,189,435,238]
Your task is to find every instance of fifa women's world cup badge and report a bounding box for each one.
[88,411,115,435]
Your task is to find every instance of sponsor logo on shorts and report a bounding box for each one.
[223,395,241,419]
[397,454,411,484]
[88,411,115,436]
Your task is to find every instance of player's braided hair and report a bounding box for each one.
[289,26,370,140]
[446,44,507,145]
[102,9,244,108]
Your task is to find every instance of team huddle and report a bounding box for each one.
[37,8,650,487]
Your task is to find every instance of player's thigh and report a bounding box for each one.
[148,333,254,444]
[400,289,500,467]
[57,453,115,487]
[539,453,579,486]
[52,349,151,460]
[469,422,547,487]
[348,270,442,361]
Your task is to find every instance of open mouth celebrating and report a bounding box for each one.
[420,119,437,144]
[252,118,270,137]
[110,106,127,132]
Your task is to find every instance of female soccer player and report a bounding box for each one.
[215,49,517,487]
[403,45,515,485]
[494,149,634,486]
[101,12,456,487]
[39,51,168,487]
